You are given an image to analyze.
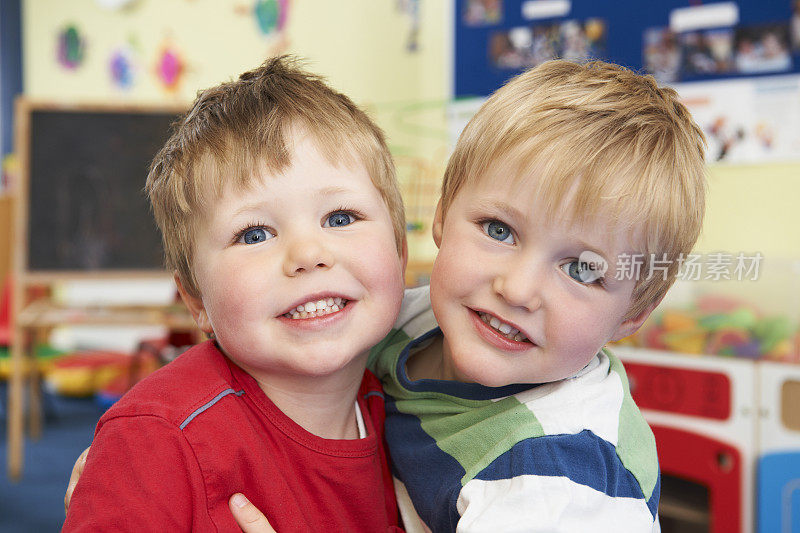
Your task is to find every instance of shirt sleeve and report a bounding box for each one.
[62,415,206,532]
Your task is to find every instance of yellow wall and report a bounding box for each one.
[698,162,800,257]
[23,0,449,106]
[19,0,800,269]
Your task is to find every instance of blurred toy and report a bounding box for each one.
[620,294,799,362]
[95,339,165,409]
[44,350,131,397]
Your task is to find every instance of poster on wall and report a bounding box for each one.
[676,74,800,164]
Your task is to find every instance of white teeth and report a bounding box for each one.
[478,311,529,342]
[284,298,348,319]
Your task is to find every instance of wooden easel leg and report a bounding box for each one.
[27,327,47,440]
[7,326,25,481]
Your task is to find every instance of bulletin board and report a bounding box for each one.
[455,0,800,98]
[15,101,185,278]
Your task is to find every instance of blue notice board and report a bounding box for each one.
[455,0,800,97]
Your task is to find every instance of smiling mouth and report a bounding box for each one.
[476,311,530,343]
[283,297,349,319]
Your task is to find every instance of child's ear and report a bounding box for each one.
[174,272,213,334]
[432,199,443,248]
[401,235,409,273]
[610,297,663,342]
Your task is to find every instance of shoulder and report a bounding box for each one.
[97,341,236,430]
[504,351,659,503]
[368,286,436,375]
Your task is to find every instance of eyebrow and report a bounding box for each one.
[472,199,528,226]
[231,185,355,218]
[574,239,612,262]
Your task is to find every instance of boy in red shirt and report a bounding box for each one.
[63,56,407,532]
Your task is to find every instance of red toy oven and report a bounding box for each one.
[615,347,757,533]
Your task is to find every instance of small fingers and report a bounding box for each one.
[229,493,276,533]
[64,447,90,515]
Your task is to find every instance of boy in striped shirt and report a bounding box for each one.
[368,60,706,532]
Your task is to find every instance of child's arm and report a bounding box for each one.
[62,416,202,531]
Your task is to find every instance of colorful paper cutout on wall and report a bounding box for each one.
[155,45,185,91]
[254,0,289,35]
[57,25,86,69]
[110,47,136,89]
[396,0,420,52]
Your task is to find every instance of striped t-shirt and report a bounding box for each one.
[368,286,660,533]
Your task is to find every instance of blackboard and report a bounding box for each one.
[18,103,185,275]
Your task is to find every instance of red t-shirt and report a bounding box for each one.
[63,340,401,532]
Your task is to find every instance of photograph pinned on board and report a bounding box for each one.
[643,27,681,83]
[679,28,735,77]
[734,22,792,74]
[488,18,606,70]
[464,0,502,26]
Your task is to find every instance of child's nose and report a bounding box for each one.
[492,259,544,312]
[282,237,335,276]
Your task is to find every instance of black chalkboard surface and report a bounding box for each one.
[18,102,185,275]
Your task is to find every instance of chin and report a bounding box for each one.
[453,359,512,388]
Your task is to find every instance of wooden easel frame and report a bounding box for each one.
[7,99,194,480]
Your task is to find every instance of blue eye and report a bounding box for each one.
[325,211,355,228]
[241,227,271,244]
[561,260,604,285]
[482,220,515,244]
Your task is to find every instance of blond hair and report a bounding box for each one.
[441,60,707,319]
[147,56,405,297]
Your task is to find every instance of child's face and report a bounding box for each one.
[429,168,652,387]
[179,133,406,382]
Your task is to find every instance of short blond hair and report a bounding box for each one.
[147,56,405,297]
[441,60,707,319]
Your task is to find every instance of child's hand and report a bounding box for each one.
[229,493,276,532]
[64,446,90,514]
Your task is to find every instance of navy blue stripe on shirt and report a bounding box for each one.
[647,470,661,519]
[384,392,463,532]
[475,429,653,513]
